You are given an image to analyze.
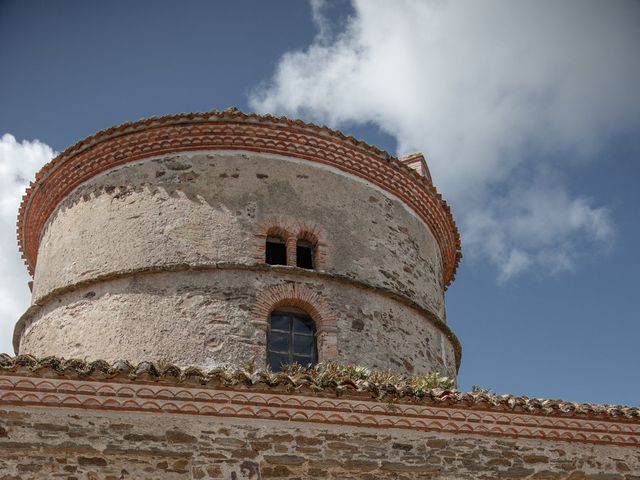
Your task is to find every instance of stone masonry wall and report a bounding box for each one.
[1,404,638,480]
[19,269,457,377]
[32,152,445,317]
[17,151,459,376]
[17,112,462,288]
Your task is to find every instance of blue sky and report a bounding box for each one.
[0,0,638,405]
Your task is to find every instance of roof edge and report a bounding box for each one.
[17,108,462,286]
[1,354,638,420]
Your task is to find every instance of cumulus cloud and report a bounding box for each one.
[251,0,640,281]
[464,169,615,282]
[0,134,54,353]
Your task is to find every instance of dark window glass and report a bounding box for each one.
[292,318,313,334]
[296,240,314,269]
[267,311,317,372]
[269,331,289,352]
[270,314,289,331]
[269,352,289,372]
[266,236,287,265]
[293,334,314,354]
[293,355,312,365]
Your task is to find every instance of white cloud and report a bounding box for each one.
[0,134,54,354]
[251,0,640,281]
[464,171,615,282]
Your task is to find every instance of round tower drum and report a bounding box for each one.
[14,111,462,378]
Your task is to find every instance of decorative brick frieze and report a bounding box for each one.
[0,372,638,447]
[18,110,461,287]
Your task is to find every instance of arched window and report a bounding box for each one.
[265,236,287,265]
[267,309,317,372]
[296,239,314,269]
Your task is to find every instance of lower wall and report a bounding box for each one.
[1,404,639,479]
[1,368,638,479]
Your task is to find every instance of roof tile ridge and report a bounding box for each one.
[33,109,398,178]
[1,354,638,419]
[16,109,462,285]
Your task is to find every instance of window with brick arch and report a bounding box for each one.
[296,239,315,269]
[267,309,317,372]
[265,236,287,265]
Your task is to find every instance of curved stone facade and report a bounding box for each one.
[15,112,462,377]
[19,268,457,378]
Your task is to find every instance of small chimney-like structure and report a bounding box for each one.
[400,152,433,182]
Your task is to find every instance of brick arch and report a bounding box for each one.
[264,226,292,242]
[254,219,293,264]
[252,284,338,362]
[294,222,327,270]
[295,222,321,246]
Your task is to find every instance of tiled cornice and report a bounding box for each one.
[17,109,461,287]
[1,355,638,444]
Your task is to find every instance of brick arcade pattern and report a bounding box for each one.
[2,374,638,447]
[0,363,639,479]
[17,110,461,287]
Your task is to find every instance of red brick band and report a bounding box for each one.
[1,373,638,446]
[17,110,462,286]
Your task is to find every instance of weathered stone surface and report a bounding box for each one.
[17,152,457,377]
[0,405,638,479]
[165,430,197,444]
[32,153,445,315]
[20,267,456,378]
[77,457,107,466]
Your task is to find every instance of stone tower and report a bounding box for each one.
[14,110,461,379]
[4,111,638,480]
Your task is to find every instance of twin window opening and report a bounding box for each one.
[265,237,314,269]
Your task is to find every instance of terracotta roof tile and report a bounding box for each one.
[1,354,637,420]
[17,108,462,287]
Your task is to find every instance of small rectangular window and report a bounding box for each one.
[266,237,287,265]
[296,242,314,269]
